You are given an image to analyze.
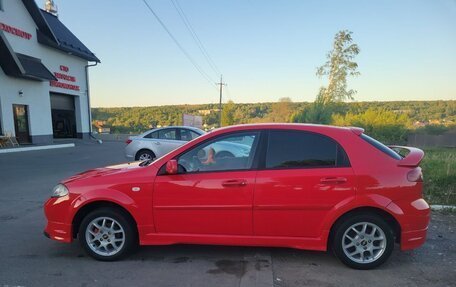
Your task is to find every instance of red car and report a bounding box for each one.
[44,124,430,269]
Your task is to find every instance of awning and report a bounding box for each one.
[0,31,56,81]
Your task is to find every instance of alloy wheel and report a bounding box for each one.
[342,222,386,264]
[85,217,125,257]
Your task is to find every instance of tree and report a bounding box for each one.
[316,30,360,104]
[268,97,293,122]
[221,100,236,126]
[291,100,333,124]
[292,30,360,124]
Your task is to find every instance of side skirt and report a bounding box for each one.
[139,232,329,251]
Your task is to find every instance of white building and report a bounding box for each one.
[0,0,99,144]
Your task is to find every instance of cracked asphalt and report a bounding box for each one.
[0,141,455,287]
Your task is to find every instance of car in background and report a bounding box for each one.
[125,126,205,161]
[44,124,430,269]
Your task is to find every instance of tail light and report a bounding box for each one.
[407,167,423,182]
[125,139,132,145]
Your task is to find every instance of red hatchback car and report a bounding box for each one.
[44,124,430,269]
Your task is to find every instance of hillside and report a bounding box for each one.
[92,100,455,134]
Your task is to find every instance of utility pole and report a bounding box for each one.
[216,75,226,127]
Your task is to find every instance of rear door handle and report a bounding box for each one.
[222,179,247,187]
[320,177,347,184]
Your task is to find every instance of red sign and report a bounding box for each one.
[50,64,80,91]
[0,22,32,40]
[54,72,76,82]
[50,80,80,91]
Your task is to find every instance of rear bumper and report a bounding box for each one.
[401,227,428,250]
[387,198,430,251]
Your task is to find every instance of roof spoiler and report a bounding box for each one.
[389,145,425,167]
[349,127,364,135]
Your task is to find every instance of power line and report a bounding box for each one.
[140,0,216,88]
[170,0,221,76]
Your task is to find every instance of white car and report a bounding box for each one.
[125,126,205,161]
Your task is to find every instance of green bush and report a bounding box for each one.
[332,108,410,144]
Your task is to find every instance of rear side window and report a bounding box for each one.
[179,129,200,141]
[144,131,158,139]
[158,129,177,140]
[360,134,402,160]
[265,130,350,169]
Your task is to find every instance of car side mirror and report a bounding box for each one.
[166,159,178,175]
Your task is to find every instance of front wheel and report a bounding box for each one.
[135,150,155,161]
[78,208,137,261]
[332,213,394,269]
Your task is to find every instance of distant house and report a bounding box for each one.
[0,0,100,144]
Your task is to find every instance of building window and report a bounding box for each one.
[0,0,4,11]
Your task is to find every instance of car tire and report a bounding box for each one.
[332,213,394,270]
[78,208,137,261]
[135,150,155,161]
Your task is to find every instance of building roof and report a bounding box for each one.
[0,31,56,81]
[21,0,100,62]
[40,10,100,62]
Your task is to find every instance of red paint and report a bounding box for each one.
[44,124,430,254]
[0,22,32,40]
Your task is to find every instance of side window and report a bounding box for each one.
[180,129,200,141]
[177,132,259,173]
[158,129,177,140]
[144,131,158,139]
[265,130,348,169]
[0,0,4,11]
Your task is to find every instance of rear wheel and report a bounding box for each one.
[78,208,137,261]
[135,150,155,161]
[332,213,394,269]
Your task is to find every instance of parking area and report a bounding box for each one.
[0,141,455,287]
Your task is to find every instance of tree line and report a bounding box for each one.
[92,100,455,142]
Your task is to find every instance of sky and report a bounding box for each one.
[37,0,456,107]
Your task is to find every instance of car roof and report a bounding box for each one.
[211,123,361,135]
[145,126,205,134]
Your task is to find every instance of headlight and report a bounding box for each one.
[51,184,69,198]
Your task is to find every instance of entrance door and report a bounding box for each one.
[50,93,76,138]
[13,104,30,144]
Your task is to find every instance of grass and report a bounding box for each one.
[421,148,456,206]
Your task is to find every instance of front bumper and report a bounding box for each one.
[43,195,74,243]
[44,220,72,243]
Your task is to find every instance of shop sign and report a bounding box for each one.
[0,22,32,40]
[50,65,80,91]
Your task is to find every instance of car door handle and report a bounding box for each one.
[153,141,160,145]
[222,179,247,187]
[320,177,347,184]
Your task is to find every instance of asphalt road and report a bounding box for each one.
[0,141,455,287]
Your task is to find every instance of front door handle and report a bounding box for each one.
[222,179,247,187]
[153,141,160,145]
[320,177,347,184]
